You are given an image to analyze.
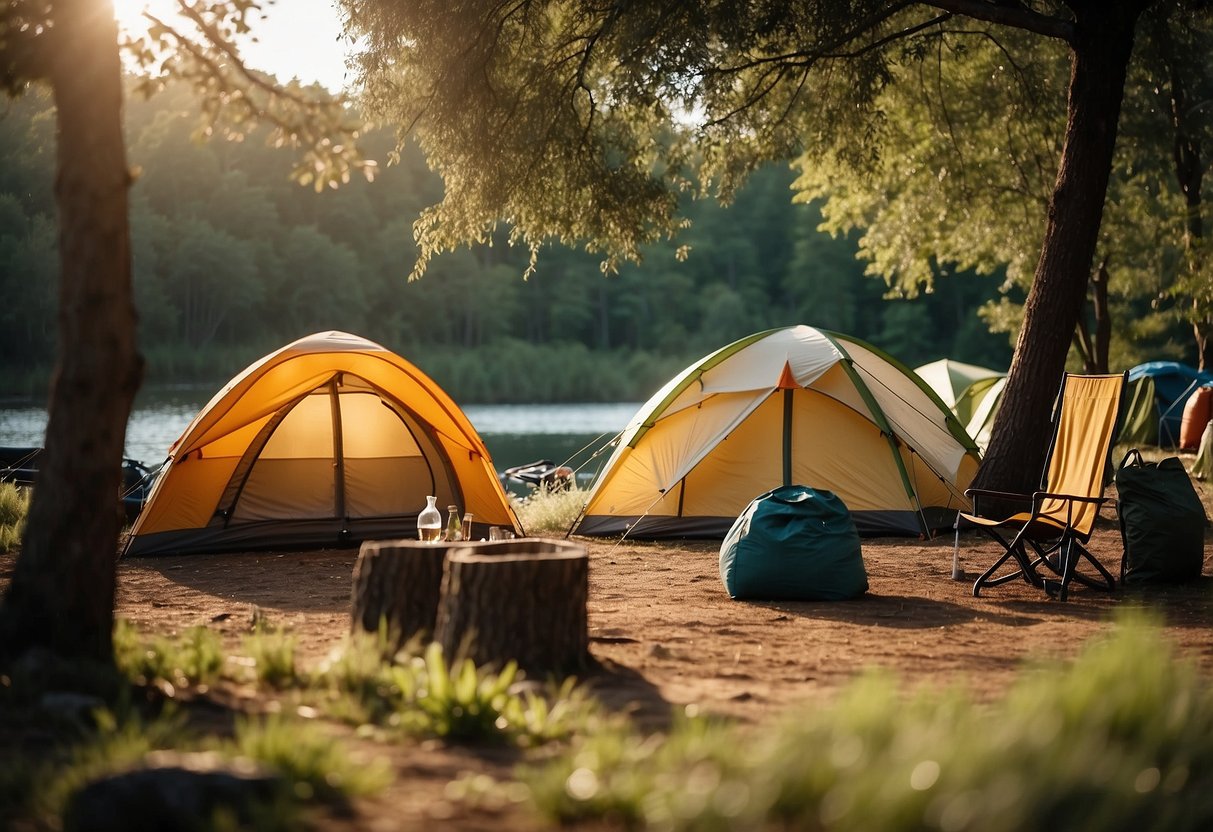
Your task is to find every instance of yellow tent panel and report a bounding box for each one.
[574,326,979,538]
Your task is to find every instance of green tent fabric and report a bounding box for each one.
[953,375,1004,427]
[914,359,1004,426]
[1118,376,1159,447]
[719,485,868,601]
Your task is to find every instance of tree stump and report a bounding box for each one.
[350,539,454,650]
[435,539,588,675]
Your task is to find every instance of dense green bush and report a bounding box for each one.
[524,613,1213,831]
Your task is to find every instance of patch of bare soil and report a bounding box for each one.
[4,506,1212,829]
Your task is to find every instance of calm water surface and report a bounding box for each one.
[0,389,638,480]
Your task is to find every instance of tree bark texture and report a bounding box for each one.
[974,4,1145,496]
[435,540,588,675]
[0,0,142,663]
[350,539,451,650]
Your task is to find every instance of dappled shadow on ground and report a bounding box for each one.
[120,549,359,614]
[581,655,674,731]
[754,593,1044,629]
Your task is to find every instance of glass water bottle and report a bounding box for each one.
[417,496,442,543]
[444,505,462,542]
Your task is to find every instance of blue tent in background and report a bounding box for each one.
[1124,362,1213,447]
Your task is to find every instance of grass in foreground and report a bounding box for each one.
[14,609,1208,832]
[316,635,602,746]
[523,611,1213,831]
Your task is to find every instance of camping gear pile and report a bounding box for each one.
[1120,362,1213,448]
[3,447,157,523]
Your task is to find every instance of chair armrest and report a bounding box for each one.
[964,488,1032,519]
[964,488,1032,502]
[1030,491,1107,507]
[1026,491,1107,530]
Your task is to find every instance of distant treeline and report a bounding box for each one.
[0,81,1018,403]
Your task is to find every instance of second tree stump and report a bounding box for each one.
[435,539,588,674]
[350,539,452,650]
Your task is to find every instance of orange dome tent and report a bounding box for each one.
[125,332,521,556]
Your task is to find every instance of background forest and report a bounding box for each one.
[0,80,1194,403]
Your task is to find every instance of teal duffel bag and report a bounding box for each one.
[719,485,868,601]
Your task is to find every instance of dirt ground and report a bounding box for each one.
[110,517,1213,722]
[4,501,1212,829]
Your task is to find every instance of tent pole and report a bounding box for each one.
[329,377,347,526]
[782,388,793,487]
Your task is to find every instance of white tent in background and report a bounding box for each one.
[914,358,1006,427]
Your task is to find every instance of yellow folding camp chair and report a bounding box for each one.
[961,372,1127,601]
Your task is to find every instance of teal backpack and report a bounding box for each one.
[719,485,868,601]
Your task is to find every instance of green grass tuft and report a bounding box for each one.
[314,637,600,746]
[231,712,391,804]
[29,706,192,822]
[113,619,224,690]
[241,623,301,689]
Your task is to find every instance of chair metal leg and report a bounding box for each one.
[972,526,1045,596]
[973,545,1019,596]
[1042,536,1115,601]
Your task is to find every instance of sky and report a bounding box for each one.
[112,0,354,92]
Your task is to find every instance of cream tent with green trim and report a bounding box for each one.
[573,326,980,538]
[125,332,521,556]
[914,359,1005,427]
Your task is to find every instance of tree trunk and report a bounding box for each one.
[973,6,1144,495]
[350,539,451,650]
[435,540,588,674]
[1092,261,1111,374]
[1154,17,1209,370]
[0,0,142,664]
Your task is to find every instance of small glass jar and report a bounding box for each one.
[461,512,473,541]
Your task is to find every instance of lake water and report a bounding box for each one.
[0,390,639,487]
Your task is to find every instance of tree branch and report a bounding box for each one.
[923,0,1074,41]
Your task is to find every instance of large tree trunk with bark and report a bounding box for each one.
[0,0,142,664]
[973,5,1144,495]
[1156,20,1209,370]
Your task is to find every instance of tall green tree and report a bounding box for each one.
[0,0,366,665]
[796,6,1213,373]
[0,0,143,663]
[344,0,1199,493]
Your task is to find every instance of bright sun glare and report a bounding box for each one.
[108,0,352,92]
[110,0,175,36]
